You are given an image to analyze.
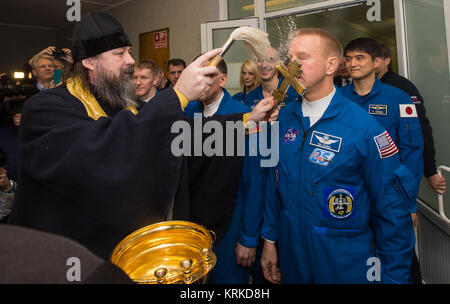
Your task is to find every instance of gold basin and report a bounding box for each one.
[110,220,216,284]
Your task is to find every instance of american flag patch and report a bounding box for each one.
[374,131,399,158]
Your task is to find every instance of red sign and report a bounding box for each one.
[153,30,168,49]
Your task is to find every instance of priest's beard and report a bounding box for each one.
[93,65,137,109]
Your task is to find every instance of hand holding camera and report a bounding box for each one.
[51,48,73,63]
[28,46,74,67]
[39,46,68,58]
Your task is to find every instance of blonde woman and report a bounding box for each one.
[232,59,261,103]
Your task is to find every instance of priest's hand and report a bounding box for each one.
[235,242,256,268]
[261,239,281,284]
[174,48,222,101]
[249,96,279,122]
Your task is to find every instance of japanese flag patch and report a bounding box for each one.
[399,104,418,118]
[374,131,399,158]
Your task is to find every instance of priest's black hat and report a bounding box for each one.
[71,12,131,62]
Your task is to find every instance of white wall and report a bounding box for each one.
[104,0,219,64]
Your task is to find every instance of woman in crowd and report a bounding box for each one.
[233,59,260,103]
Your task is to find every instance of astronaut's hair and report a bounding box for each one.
[291,28,343,59]
[344,37,381,60]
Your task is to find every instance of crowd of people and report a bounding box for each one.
[0,12,446,284]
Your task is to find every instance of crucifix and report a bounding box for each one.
[265,59,305,120]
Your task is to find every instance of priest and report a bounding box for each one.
[8,12,277,259]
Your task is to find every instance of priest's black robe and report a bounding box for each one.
[8,86,244,259]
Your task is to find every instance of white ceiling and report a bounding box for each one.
[0,0,133,29]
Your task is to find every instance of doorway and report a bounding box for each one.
[201,18,259,96]
[139,28,170,78]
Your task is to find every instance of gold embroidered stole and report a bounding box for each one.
[66,77,138,120]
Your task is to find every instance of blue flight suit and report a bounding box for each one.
[262,89,415,283]
[185,89,249,118]
[232,88,249,104]
[244,76,300,109]
[340,79,424,213]
[185,89,267,283]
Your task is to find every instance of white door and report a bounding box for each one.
[201,18,260,96]
[404,0,450,284]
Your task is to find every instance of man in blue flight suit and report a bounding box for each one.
[340,38,423,219]
[185,59,267,283]
[244,47,300,109]
[340,38,424,284]
[261,28,415,284]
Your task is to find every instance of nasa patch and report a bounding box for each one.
[283,128,300,144]
[324,188,355,219]
[309,148,335,166]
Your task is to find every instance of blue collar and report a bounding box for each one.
[252,75,282,99]
[193,88,231,116]
[347,77,383,102]
[215,88,234,115]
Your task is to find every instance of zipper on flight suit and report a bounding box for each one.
[392,179,399,191]
[406,121,413,145]
[299,116,322,197]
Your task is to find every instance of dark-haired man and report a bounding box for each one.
[340,38,423,221]
[340,38,424,284]
[167,58,186,87]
